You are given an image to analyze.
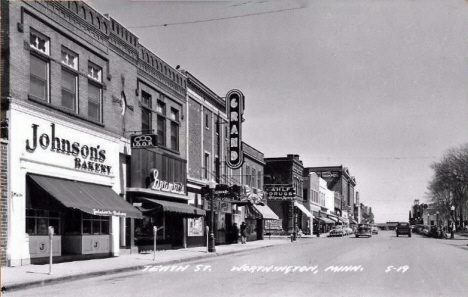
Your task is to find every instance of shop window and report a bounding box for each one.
[170,108,179,151]
[26,209,60,235]
[82,213,110,235]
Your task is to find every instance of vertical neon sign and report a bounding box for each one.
[226,89,244,169]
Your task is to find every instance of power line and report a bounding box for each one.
[127,6,305,28]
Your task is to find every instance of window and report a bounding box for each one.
[170,108,179,151]
[61,69,77,111]
[29,31,50,101]
[252,168,256,187]
[88,63,103,121]
[204,153,210,179]
[88,83,101,121]
[141,91,152,133]
[82,213,109,235]
[88,63,102,82]
[225,126,228,140]
[157,100,166,146]
[26,209,60,235]
[258,171,262,189]
[245,165,250,185]
[205,113,209,129]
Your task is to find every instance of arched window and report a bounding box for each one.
[81,7,86,19]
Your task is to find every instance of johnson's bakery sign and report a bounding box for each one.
[25,123,112,175]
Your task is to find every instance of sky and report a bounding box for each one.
[89,0,468,223]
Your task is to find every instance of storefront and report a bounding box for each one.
[9,109,139,266]
[294,201,313,233]
[127,144,201,251]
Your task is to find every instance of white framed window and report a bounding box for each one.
[29,30,50,101]
[88,63,102,82]
[61,48,79,112]
[30,30,49,55]
[61,47,78,70]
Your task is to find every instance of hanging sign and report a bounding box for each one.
[131,134,157,148]
[226,89,244,169]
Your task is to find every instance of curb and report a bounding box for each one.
[1,242,289,293]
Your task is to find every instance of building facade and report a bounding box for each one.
[264,154,307,234]
[0,0,194,266]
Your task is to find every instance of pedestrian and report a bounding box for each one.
[240,222,248,244]
[231,223,239,244]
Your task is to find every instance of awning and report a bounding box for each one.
[320,217,335,224]
[28,174,142,218]
[251,204,279,220]
[327,216,339,223]
[141,198,206,216]
[294,201,313,218]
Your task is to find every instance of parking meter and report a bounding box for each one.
[48,226,54,275]
[153,226,158,260]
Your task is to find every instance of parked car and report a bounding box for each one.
[396,222,411,237]
[371,225,379,234]
[329,227,345,237]
[421,225,430,236]
[428,226,441,238]
[355,224,372,238]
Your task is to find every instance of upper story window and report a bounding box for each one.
[61,47,78,70]
[61,48,79,112]
[29,31,50,102]
[88,63,103,122]
[88,63,102,82]
[252,168,256,187]
[141,91,152,133]
[206,113,209,129]
[258,171,262,189]
[156,100,166,147]
[204,152,210,180]
[30,30,50,55]
[170,108,179,151]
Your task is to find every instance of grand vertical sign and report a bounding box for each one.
[226,89,244,169]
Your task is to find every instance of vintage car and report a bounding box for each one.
[396,222,411,237]
[329,227,345,237]
[355,223,372,238]
[371,225,379,234]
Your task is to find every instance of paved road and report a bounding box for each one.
[5,231,468,297]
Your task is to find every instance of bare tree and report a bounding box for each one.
[428,144,468,229]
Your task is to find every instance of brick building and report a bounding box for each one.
[0,0,193,266]
[264,154,308,234]
[303,165,357,223]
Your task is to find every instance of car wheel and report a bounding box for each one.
[409,234,411,237]
[355,235,358,238]
[397,233,399,237]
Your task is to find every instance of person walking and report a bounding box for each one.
[231,223,239,244]
[240,222,248,244]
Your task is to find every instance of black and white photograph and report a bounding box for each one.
[1,0,468,296]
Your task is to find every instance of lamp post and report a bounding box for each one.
[208,180,217,252]
[451,205,455,239]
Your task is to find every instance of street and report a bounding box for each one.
[5,232,467,297]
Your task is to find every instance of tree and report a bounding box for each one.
[427,144,468,228]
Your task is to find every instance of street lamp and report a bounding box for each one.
[450,205,455,239]
[208,180,217,252]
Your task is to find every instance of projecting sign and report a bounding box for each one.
[265,187,296,200]
[130,134,157,148]
[226,89,244,169]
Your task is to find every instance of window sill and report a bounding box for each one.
[28,95,105,128]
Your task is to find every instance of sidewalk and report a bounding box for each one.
[1,236,314,293]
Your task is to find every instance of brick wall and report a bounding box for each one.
[1,140,8,266]
[188,97,202,179]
